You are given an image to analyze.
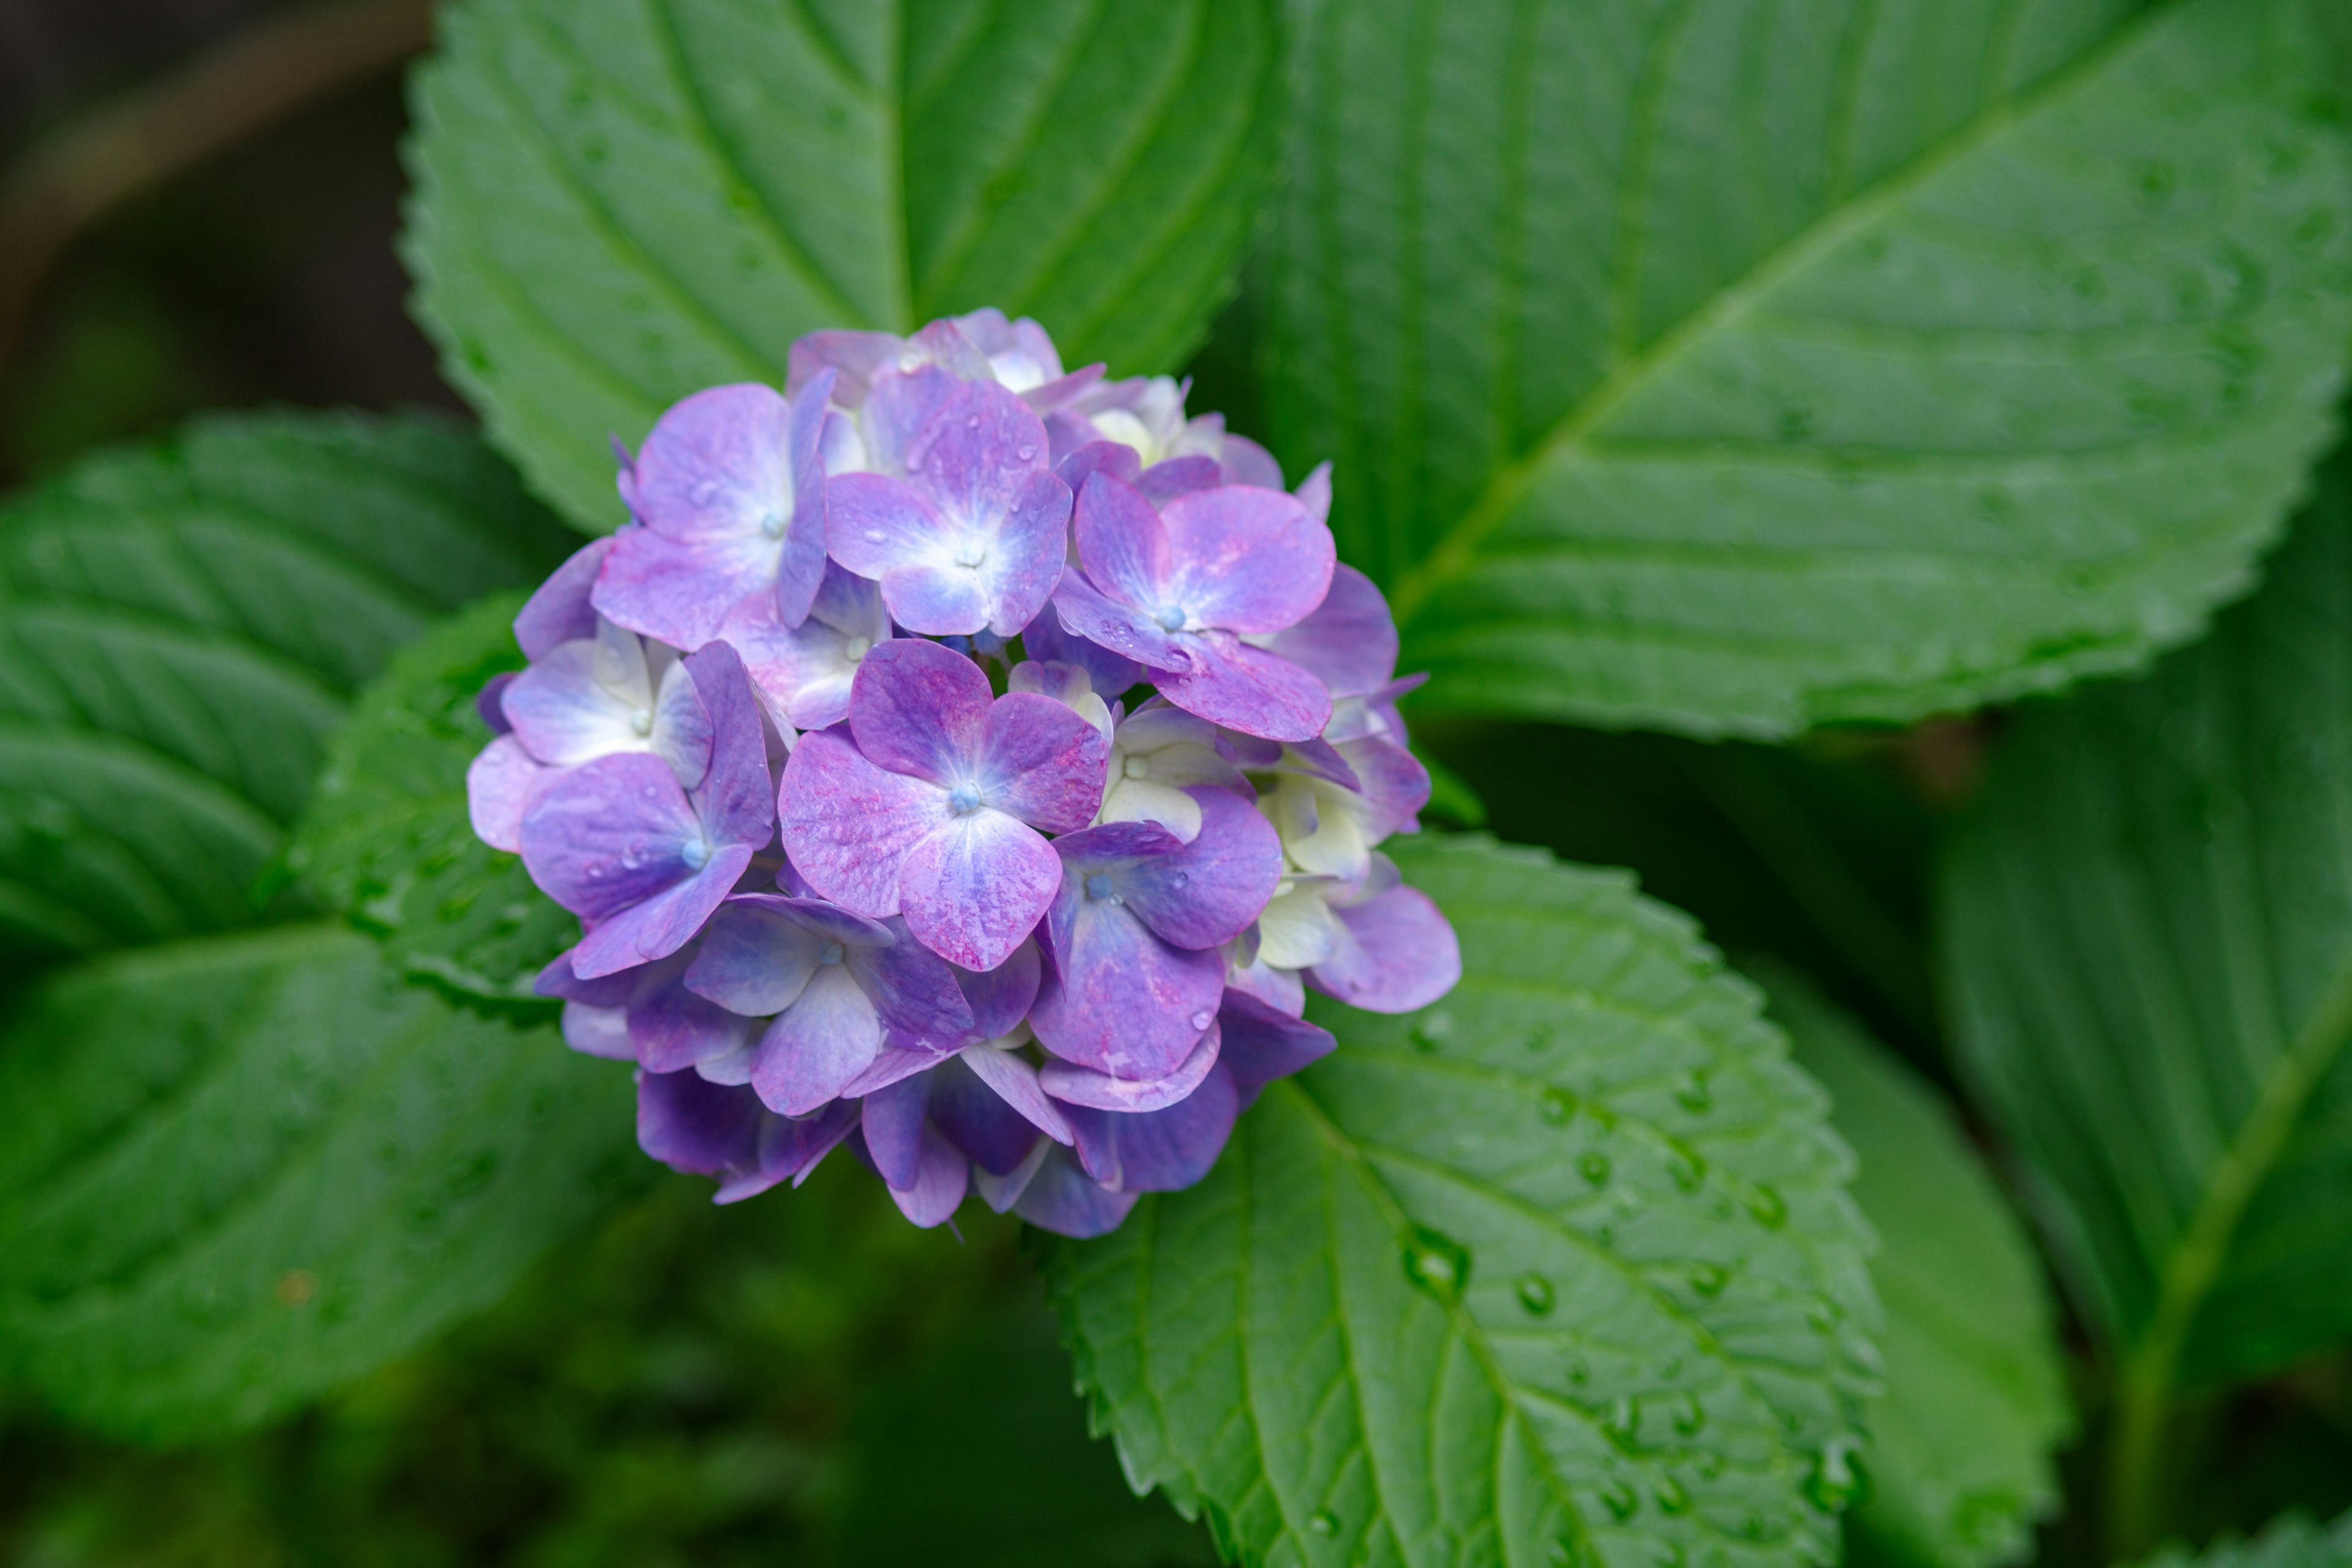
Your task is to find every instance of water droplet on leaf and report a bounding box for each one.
[1515,1273,1555,1316]
[1805,1437,1867,1512]
[1744,1184,1788,1227]
[1599,1480,1638,1521]
[1539,1088,1573,1125]
[1401,1226,1471,1304]
[1673,1071,1711,1112]
[1602,1395,1640,1447]
[1653,1474,1691,1515]
[1308,1508,1340,1537]
[1671,1392,1705,1434]
[1580,1153,1610,1187]
[1687,1263,1728,1297]
[1667,1148,1705,1193]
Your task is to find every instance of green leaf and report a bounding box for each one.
[0,924,643,1441]
[1264,0,2352,737]
[1940,435,2352,1540]
[288,593,576,1011]
[405,0,1287,530]
[1758,966,2070,1568]
[0,412,573,960]
[1041,835,1879,1568]
[2136,1510,2352,1568]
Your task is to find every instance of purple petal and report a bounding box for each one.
[751,961,885,1114]
[1137,455,1221,503]
[1022,605,1143,696]
[1153,632,1332,743]
[1052,436,1144,492]
[630,383,796,548]
[1065,1063,1239,1193]
[976,691,1109,832]
[959,1046,1074,1144]
[639,1068,762,1178]
[477,670,518,736]
[760,1099,862,1197]
[1225,952,1307,1018]
[1340,736,1431,839]
[956,939,1041,1039]
[521,752,704,920]
[717,565,883,731]
[1012,1148,1138,1237]
[862,1072,932,1189]
[840,1044,952,1097]
[775,370,833,625]
[826,473,988,634]
[1159,486,1333,635]
[594,527,772,649]
[514,537,614,660]
[777,728,949,917]
[684,895,835,1015]
[631,953,758,1072]
[1265,563,1398,698]
[533,947,638,1006]
[846,637,992,786]
[682,641,775,848]
[897,809,1060,971]
[1072,470,1172,611]
[884,1123,970,1227]
[1040,1019,1220,1112]
[1110,786,1283,951]
[1030,874,1226,1080]
[568,849,754,979]
[1275,736,1363,792]
[1221,435,1284,490]
[951,307,1066,388]
[1052,569,1196,673]
[856,364,960,477]
[787,328,902,406]
[930,1054,1050,1173]
[1294,461,1333,529]
[974,1137,1052,1212]
[1217,989,1336,1107]
[562,1001,634,1060]
[1310,883,1462,1014]
[467,734,543,853]
[851,918,978,1050]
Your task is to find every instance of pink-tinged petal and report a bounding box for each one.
[1216,989,1335,1107]
[751,960,885,1115]
[639,1068,761,1177]
[1154,633,1332,742]
[514,537,613,659]
[1340,735,1431,839]
[777,729,948,917]
[905,317,994,381]
[960,1046,1075,1145]
[631,382,795,546]
[1294,460,1333,528]
[467,734,543,852]
[684,897,827,1015]
[1220,435,1284,490]
[930,1055,1050,1174]
[857,364,960,476]
[977,690,1107,832]
[1041,1019,1219,1112]
[1112,786,1283,950]
[562,1001,633,1060]
[1052,570,1195,673]
[861,1073,932,1188]
[717,573,874,732]
[787,328,902,405]
[521,752,703,919]
[850,918,976,1050]
[650,656,716,788]
[883,1122,969,1228]
[952,307,1066,386]
[1159,486,1333,634]
[568,846,755,978]
[1266,563,1398,698]
[956,939,1041,1039]
[1052,435,1143,491]
[1137,455,1220,503]
[594,525,775,649]
[974,1137,1052,1212]
[1023,605,1144,696]
[1226,952,1308,1017]
[684,641,777,848]
[1310,883,1461,1013]
[827,472,961,581]
[1030,877,1225,1079]
[905,381,1058,527]
[971,467,1073,637]
[1065,1063,1240,1193]
[1072,470,1172,610]
[846,637,992,786]
[1012,1148,1136,1237]
[632,957,759,1072]
[897,810,1059,971]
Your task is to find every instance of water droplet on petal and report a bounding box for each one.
[690,480,719,505]
[1538,1088,1573,1125]
[966,413,982,429]
[1189,1010,1213,1030]
[1308,1509,1340,1538]
[1400,1226,1471,1304]
[864,529,886,542]
[1015,442,1038,462]
[1515,1273,1555,1316]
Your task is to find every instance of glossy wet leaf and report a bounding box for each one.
[1762,967,2070,1568]
[2136,1509,2352,1568]
[0,413,572,961]
[1941,435,2352,1522]
[1042,835,1879,1568]
[1264,0,2352,737]
[288,594,575,1011]
[0,925,643,1441]
[406,0,1286,529]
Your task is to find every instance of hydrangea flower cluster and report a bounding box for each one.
[468,309,1461,1237]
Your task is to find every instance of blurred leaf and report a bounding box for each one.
[405,0,1288,530]
[835,1298,1215,1568]
[0,413,573,962]
[2138,1509,2352,1568]
[288,592,575,1011]
[1264,0,2352,737]
[0,924,643,1442]
[1041,834,1879,1568]
[1941,437,2352,1538]
[1760,965,2071,1568]
[1414,741,1488,829]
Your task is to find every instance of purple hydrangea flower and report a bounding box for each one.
[1042,374,1284,491]
[1095,701,1251,841]
[1052,471,1335,742]
[594,374,833,650]
[1029,786,1281,1080]
[779,637,1107,970]
[787,309,1098,428]
[638,1068,860,1204]
[521,643,774,978]
[825,372,1072,638]
[1251,853,1460,1014]
[716,560,892,732]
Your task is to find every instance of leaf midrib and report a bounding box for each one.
[1386,0,2187,628]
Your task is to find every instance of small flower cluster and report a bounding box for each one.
[467,309,1460,1236]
